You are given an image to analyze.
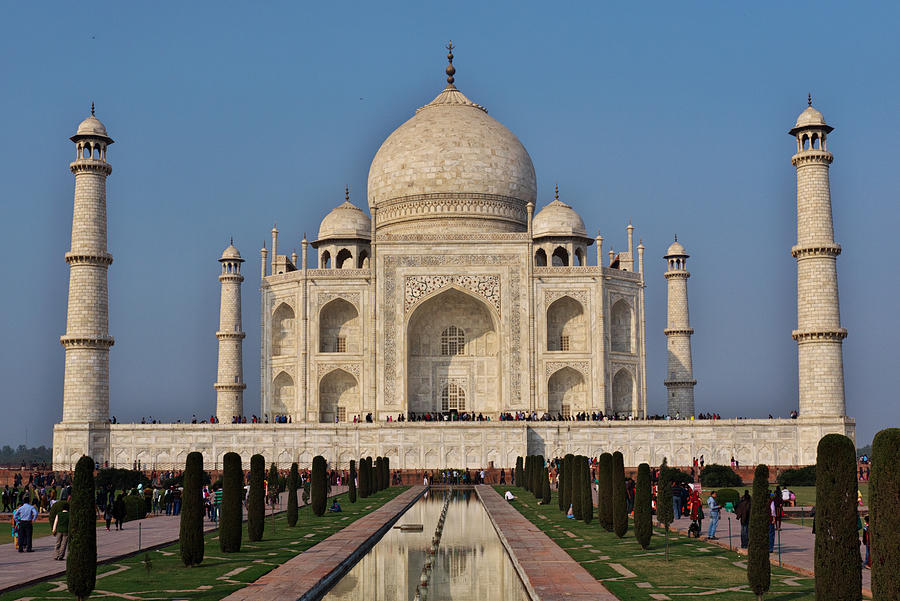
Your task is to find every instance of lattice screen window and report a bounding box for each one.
[441,383,466,411]
[335,337,347,353]
[560,336,570,351]
[561,404,571,419]
[336,407,346,422]
[440,325,466,356]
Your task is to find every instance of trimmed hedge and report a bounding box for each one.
[348,460,357,503]
[715,488,740,509]
[563,454,575,515]
[515,456,524,489]
[581,456,593,524]
[247,454,265,541]
[814,434,860,600]
[634,463,652,549]
[219,452,242,552]
[179,451,204,567]
[612,451,627,537]
[598,453,613,532]
[557,458,565,512]
[871,428,900,599]
[533,455,545,500]
[67,456,96,601]
[123,495,147,521]
[699,464,743,488]
[287,462,299,527]
[656,458,674,529]
[358,457,369,498]
[571,455,583,520]
[384,456,390,488]
[542,466,551,505]
[747,464,771,599]
[311,455,327,516]
[267,463,280,506]
[777,465,816,487]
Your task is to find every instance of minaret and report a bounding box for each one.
[61,105,115,423]
[790,98,846,418]
[664,237,696,417]
[214,240,246,421]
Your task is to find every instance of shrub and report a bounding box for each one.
[287,462,299,527]
[247,454,265,541]
[563,454,575,515]
[668,468,693,485]
[524,455,532,493]
[123,495,147,521]
[179,451,204,567]
[634,463,652,549]
[699,464,743,488]
[581,456,593,525]
[358,457,369,498]
[67,456,96,601]
[95,468,150,493]
[348,460,357,503]
[598,453,613,532]
[515,456,523,488]
[815,434,861,600]
[48,499,69,527]
[612,451,627,537]
[311,455,327,516]
[557,459,565,512]
[870,428,900,599]
[219,452,242,552]
[267,463,280,506]
[747,464,771,600]
[533,455,545,499]
[160,471,211,489]
[384,457,390,488]
[542,466,551,505]
[365,457,373,495]
[657,458,673,560]
[715,488,740,509]
[571,455,583,520]
[777,465,816,487]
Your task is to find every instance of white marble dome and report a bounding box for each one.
[665,240,687,257]
[532,198,587,238]
[367,84,537,234]
[220,242,242,260]
[794,106,826,129]
[317,201,372,241]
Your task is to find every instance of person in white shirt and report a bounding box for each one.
[505,490,515,501]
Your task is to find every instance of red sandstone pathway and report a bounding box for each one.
[476,485,618,601]
[0,486,347,593]
[222,486,425,601]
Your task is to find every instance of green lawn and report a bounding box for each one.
[497,485,817,601]
[0,487,407,601]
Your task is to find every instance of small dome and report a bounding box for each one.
[77,115,109,138]
[220,243,242,261]
[794,106,826,129]
[665,240,687,258]
[317,201,371,241]
[532,198,587,238]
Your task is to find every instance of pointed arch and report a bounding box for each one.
[320,250,331,269]
[271,303,295,355]
[319,298,359,353]
[318,368,359,423]
[272,370,294,416]
[612,368,634,416]
[548,366,585,417]
[335,248,353,269]
[552,246,569,267]
[357,249,369,268]
[547,295,586,351]
[534,248,547,267]
[611,299,634,353]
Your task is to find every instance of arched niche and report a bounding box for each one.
[552,246,569,267]
[534,248,547,267]
[547,366,585,418]
[271,303,295,355]
[319,298,359,353]
[336,248,353,269]
[610,299,633,353]
[547,295,586,351]
[272,371,294,416]
[319,368,358,423]
[612,368,634,416]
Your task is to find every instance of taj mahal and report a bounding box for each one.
[52,49,854,470]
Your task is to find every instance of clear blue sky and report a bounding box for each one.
[1,2,897,449]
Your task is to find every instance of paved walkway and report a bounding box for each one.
[477,485,618,601]
[0,486,347,593]
[668,514,872,597]
[222,486,425,601]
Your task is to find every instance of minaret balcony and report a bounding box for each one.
[791,150,833,167]
[791,243,841,259]
[69,159,112,175]
[65,251,113,266]
[663,327,693,336]
[792,328,847,343]
[216,331,246,340]
[60,335,114,349]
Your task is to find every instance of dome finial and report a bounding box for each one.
[554,183,559,201]
[674,234,678,242]
[91,101,95,116]
[808,93,812,107]
[445,41,456,85]
[230,236,233,245]
[345,185,350,201]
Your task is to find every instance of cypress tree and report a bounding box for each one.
[311,455,327,516]
[563,454,575,514]
[815,434,861,601]
[572,455,584,520]
[267,462,280,507]
[557,459,566,511]
[179,451,204,566]
[287,462,299,527]
[534,455,545,499]
[373,457,381,492]
[657,458,673,560]
[524,455,531,492]
[612,451,627,537]
[634,463,652,549]
[378,457,386,491]
[219,452,242,552]
[542,466,551,505]
[348,460,357,503]
[515,456,524,488]
[67,456,96,601]
[384,457,390,488]
[747,464,771,600]
[247,454,265,541]
[366,457,373,495]
[358,457,369,498]
[581,456,593,524]
[598,452,614,532]
[871,428,900,600]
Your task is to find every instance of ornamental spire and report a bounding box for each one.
[554,183,559,201]
[345,185,350,201]
[445,41,456,85]
[808,93,812,107]
[91,101,95,116]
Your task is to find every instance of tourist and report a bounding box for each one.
[735,490,751,548]
[13,498,37,552]
[672,481,683,519]
[499,468,506,485]
[566,504,575,519]
[706,491,720,540]
[51,503,69,560]
[113,494,126,530]
[773,486,784,530]
[329,499,342,512]
[862,515,870,569]
[768,494,777,552]
[686,488,702,537]
[505,490,515,501]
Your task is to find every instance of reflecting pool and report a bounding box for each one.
[322,489,531,601]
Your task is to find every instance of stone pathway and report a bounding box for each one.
[0,486,347,593]
[221,486,424,601]
[476,485,618,601]
[669,514,872,597]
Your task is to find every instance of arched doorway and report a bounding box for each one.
[406,288,499,415]
[319,368,359,423]
[547,367,585,418]
[612,368,634,416]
